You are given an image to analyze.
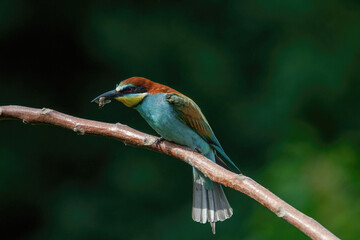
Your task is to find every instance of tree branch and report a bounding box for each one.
[0,105,339,240]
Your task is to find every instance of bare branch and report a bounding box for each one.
[0,105,339,240]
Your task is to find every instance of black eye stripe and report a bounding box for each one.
[135,86,147,93]
[121,86,147,94]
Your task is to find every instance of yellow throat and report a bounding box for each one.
[115,93,147,108]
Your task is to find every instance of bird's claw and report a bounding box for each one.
[194,147,202,154]
[155,137,165,147]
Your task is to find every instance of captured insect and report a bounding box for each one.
[96,97,111,108]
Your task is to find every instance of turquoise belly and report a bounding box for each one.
[135,93,212,157]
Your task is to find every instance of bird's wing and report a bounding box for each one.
[166,93,240,173]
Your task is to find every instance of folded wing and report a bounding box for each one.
[166,93,240,173]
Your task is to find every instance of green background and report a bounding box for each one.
[1,0,360,239]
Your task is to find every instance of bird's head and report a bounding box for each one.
[92,77,180,108]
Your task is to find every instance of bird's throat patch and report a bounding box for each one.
[115,93,147,107]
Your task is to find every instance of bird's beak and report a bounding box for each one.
[91,89,121,107]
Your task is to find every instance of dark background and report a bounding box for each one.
[1,0,360,239]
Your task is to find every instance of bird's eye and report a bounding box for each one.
[124,87,135,93]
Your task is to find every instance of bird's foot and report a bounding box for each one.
[155,137,165,147]
[194,147,202,154]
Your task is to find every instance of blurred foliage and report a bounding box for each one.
[1,0,360,239]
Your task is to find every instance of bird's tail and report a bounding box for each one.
[192,171,233,234]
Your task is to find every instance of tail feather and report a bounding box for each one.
[192,176,233,234]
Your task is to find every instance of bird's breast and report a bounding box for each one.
[135,94,173,132]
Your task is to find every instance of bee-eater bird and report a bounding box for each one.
[92,77,240,234]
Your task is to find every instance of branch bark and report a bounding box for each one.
[0,105,339,240]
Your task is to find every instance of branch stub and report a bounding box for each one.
[73,125,85,135]
[41,108,53,115]
[116,122,125,127]
[276,206,286,218]
[143,136,156,146]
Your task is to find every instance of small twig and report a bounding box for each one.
[0,105,339,240]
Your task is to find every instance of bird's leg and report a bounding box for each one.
[155,137,165,147]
